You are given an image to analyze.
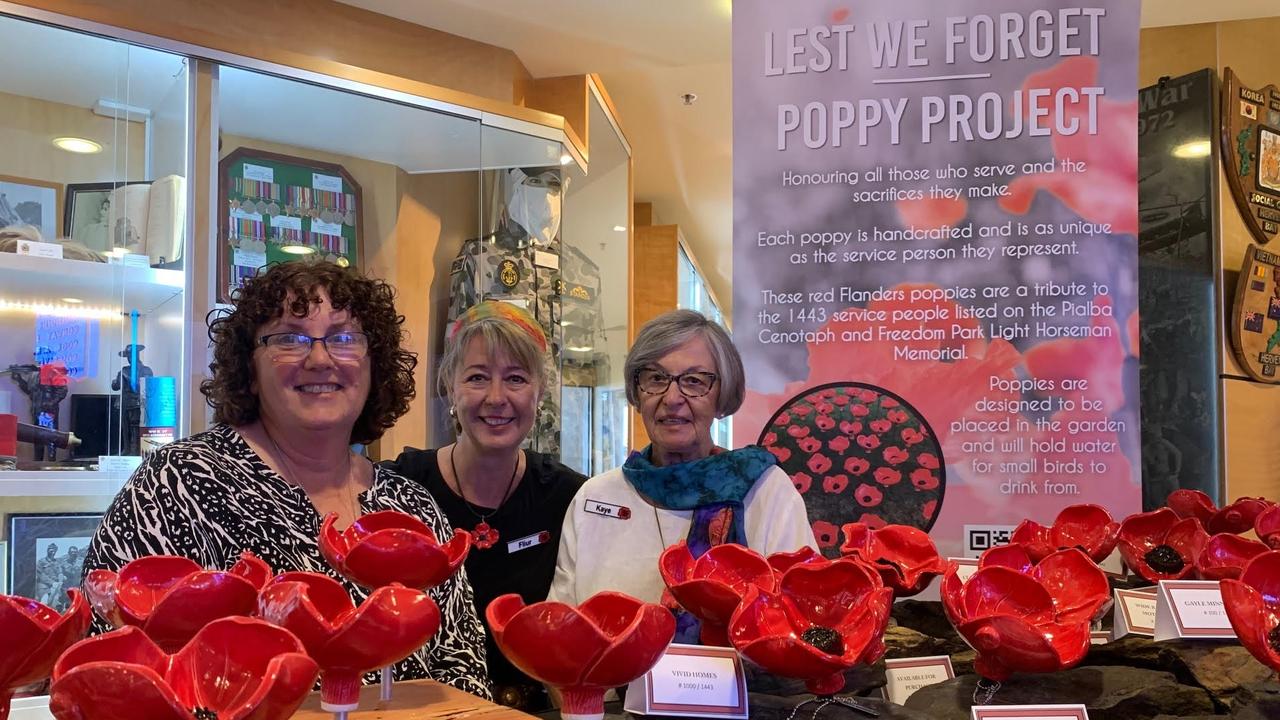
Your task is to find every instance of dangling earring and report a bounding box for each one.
[449,405,457,418]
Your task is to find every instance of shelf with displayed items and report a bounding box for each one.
[217,147,362,302]
[0,251,183,315]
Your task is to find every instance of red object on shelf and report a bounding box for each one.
[82,552,271,652]
[728,557,892,696]
[1255,505,1280,550]
[1220,550,1280,675]
[658,541,776,647]
[257,571,440,711]
[0,590,91,720]
[1197,533,1270,581]
[0,414,16,457]
[318,510,470,590]
[977,543,1036,574]
[941,548,1107,682]
[1208,497,1274,535]
[49,616,317,720]
[487,591,675,720]
[1010,503,1120,564]
[838,522,947,597]
[1167,489,1216,526]
[1117,507,1209,583]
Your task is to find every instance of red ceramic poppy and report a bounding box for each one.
[83,552,271,652]
[0,591,91,720]
[977,543,1036,574]
[1220,550,1280,674]
[487,591,675,720]
[49,616,317,720]
[1010,504,1120,563]
[1197,533,1270,581]
[258,571,441,711]
[766,546,826,575]
[838,522,946,597]
[940,549,1105,682]
[319,510,470,590]
[1167,489,1215,525]
[1208,497,1275,535]
[728,557,892,696]
[658,542,775,646]
[1117,508,1209,583]
[1256,505,1280,550]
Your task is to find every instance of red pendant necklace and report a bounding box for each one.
[449,445,520,550]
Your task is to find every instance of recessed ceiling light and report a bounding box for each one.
[61,297,84,304]
[613,225,627,232]
[280,244,317,255]
[1172,140,1211,158]
[560,154,573,165]
[52,136,102,154]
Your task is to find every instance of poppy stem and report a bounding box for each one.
[380,664,393,701]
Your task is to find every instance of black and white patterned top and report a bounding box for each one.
[81,423,491,699]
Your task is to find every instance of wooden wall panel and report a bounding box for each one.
[1138,24,1218,88]
[529,76,589,155]
[1221,378,1280,499]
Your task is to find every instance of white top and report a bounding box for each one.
[548,464,819,605]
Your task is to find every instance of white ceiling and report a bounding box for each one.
[336,0,1280,317]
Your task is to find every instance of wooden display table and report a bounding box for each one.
[293,680,536,719]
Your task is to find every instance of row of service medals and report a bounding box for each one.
[229,196,356,227]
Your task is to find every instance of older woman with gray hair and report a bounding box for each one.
[548,309,815,641]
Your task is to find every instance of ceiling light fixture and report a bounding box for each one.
[52,136,102,154]
[613,225,627,232]
[60,297,84,304]
[1172,140,1211,159]
[681,93,698,106]
[280,244,317,255]
[560,154,573,165]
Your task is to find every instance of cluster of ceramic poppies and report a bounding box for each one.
[1118,491,1275,583]
[657,522,945,696]
[0,509,470,720]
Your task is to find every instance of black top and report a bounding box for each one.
[384,447,585,691]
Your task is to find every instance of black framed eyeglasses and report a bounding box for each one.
[256,331,369,361]
[634,369,718,398]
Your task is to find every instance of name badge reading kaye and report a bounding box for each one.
[972,704,1089,720]
[625,643,748,719]
[585,499,631,519]
[1155,580,1236,640]
[506,530,551,554]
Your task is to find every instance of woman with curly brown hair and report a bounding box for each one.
[80,259,490,698]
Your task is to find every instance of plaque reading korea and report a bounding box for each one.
[1222,68,1280,245]
[1231,244,1280,382]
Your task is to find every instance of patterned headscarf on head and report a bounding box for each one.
[447,300,548,353]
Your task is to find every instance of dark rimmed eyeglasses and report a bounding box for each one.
[634,369,718,398]
[256,331,369,360]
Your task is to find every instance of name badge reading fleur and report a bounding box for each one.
[585,499,631,520]
[507,530,552,554]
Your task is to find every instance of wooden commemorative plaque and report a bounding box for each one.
[1222,67,1280,246]
[1231,243,1280,382]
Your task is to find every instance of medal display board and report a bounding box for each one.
[217,147,363,302]
[1221,68,1280,247]
[1230,244,1280,382]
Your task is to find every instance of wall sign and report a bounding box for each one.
[1230,244,1280,382]
[732,0,1142,558]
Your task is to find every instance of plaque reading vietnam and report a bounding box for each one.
[1231,244,1280,382]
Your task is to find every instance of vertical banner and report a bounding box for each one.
[733,1,1141,558]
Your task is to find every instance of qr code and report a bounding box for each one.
[964,525,1014,558]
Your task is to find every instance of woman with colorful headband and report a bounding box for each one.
[548,309,817,642]
[386,300,585,712]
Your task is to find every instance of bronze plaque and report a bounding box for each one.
[1231,244,1280,382]
[1223,68,1280,245]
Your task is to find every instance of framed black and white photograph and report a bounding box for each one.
[6,513,102,610]
[64,181,150,253]
[0,174,62,241]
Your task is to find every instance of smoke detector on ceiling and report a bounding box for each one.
[681,93,698,106]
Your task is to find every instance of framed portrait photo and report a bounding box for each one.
[1258,125,1280,195]
[0,174,62,241]
[6,513,102,610]
[63,181,151,253]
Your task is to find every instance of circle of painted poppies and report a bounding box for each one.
[757,382,945,557]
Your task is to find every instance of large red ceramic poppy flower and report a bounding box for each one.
[658,542,776,646]
[258,571,441,711]
[1197,533,1270,581]
[1118,508,1210,583]
[49,616,317,720]
[319,510,470,590]
[1220,550,1280,674]
[0,590,91,720]
[1010,504,1120,564]
[940,549,1105,681]
[83,552,270,652]
[487,591,675,719]
[1167,489,1215,526]
[1208,497,1275,535]
[1256,505,1280,550]
[728,558,892,696]
[838,522,946,597]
